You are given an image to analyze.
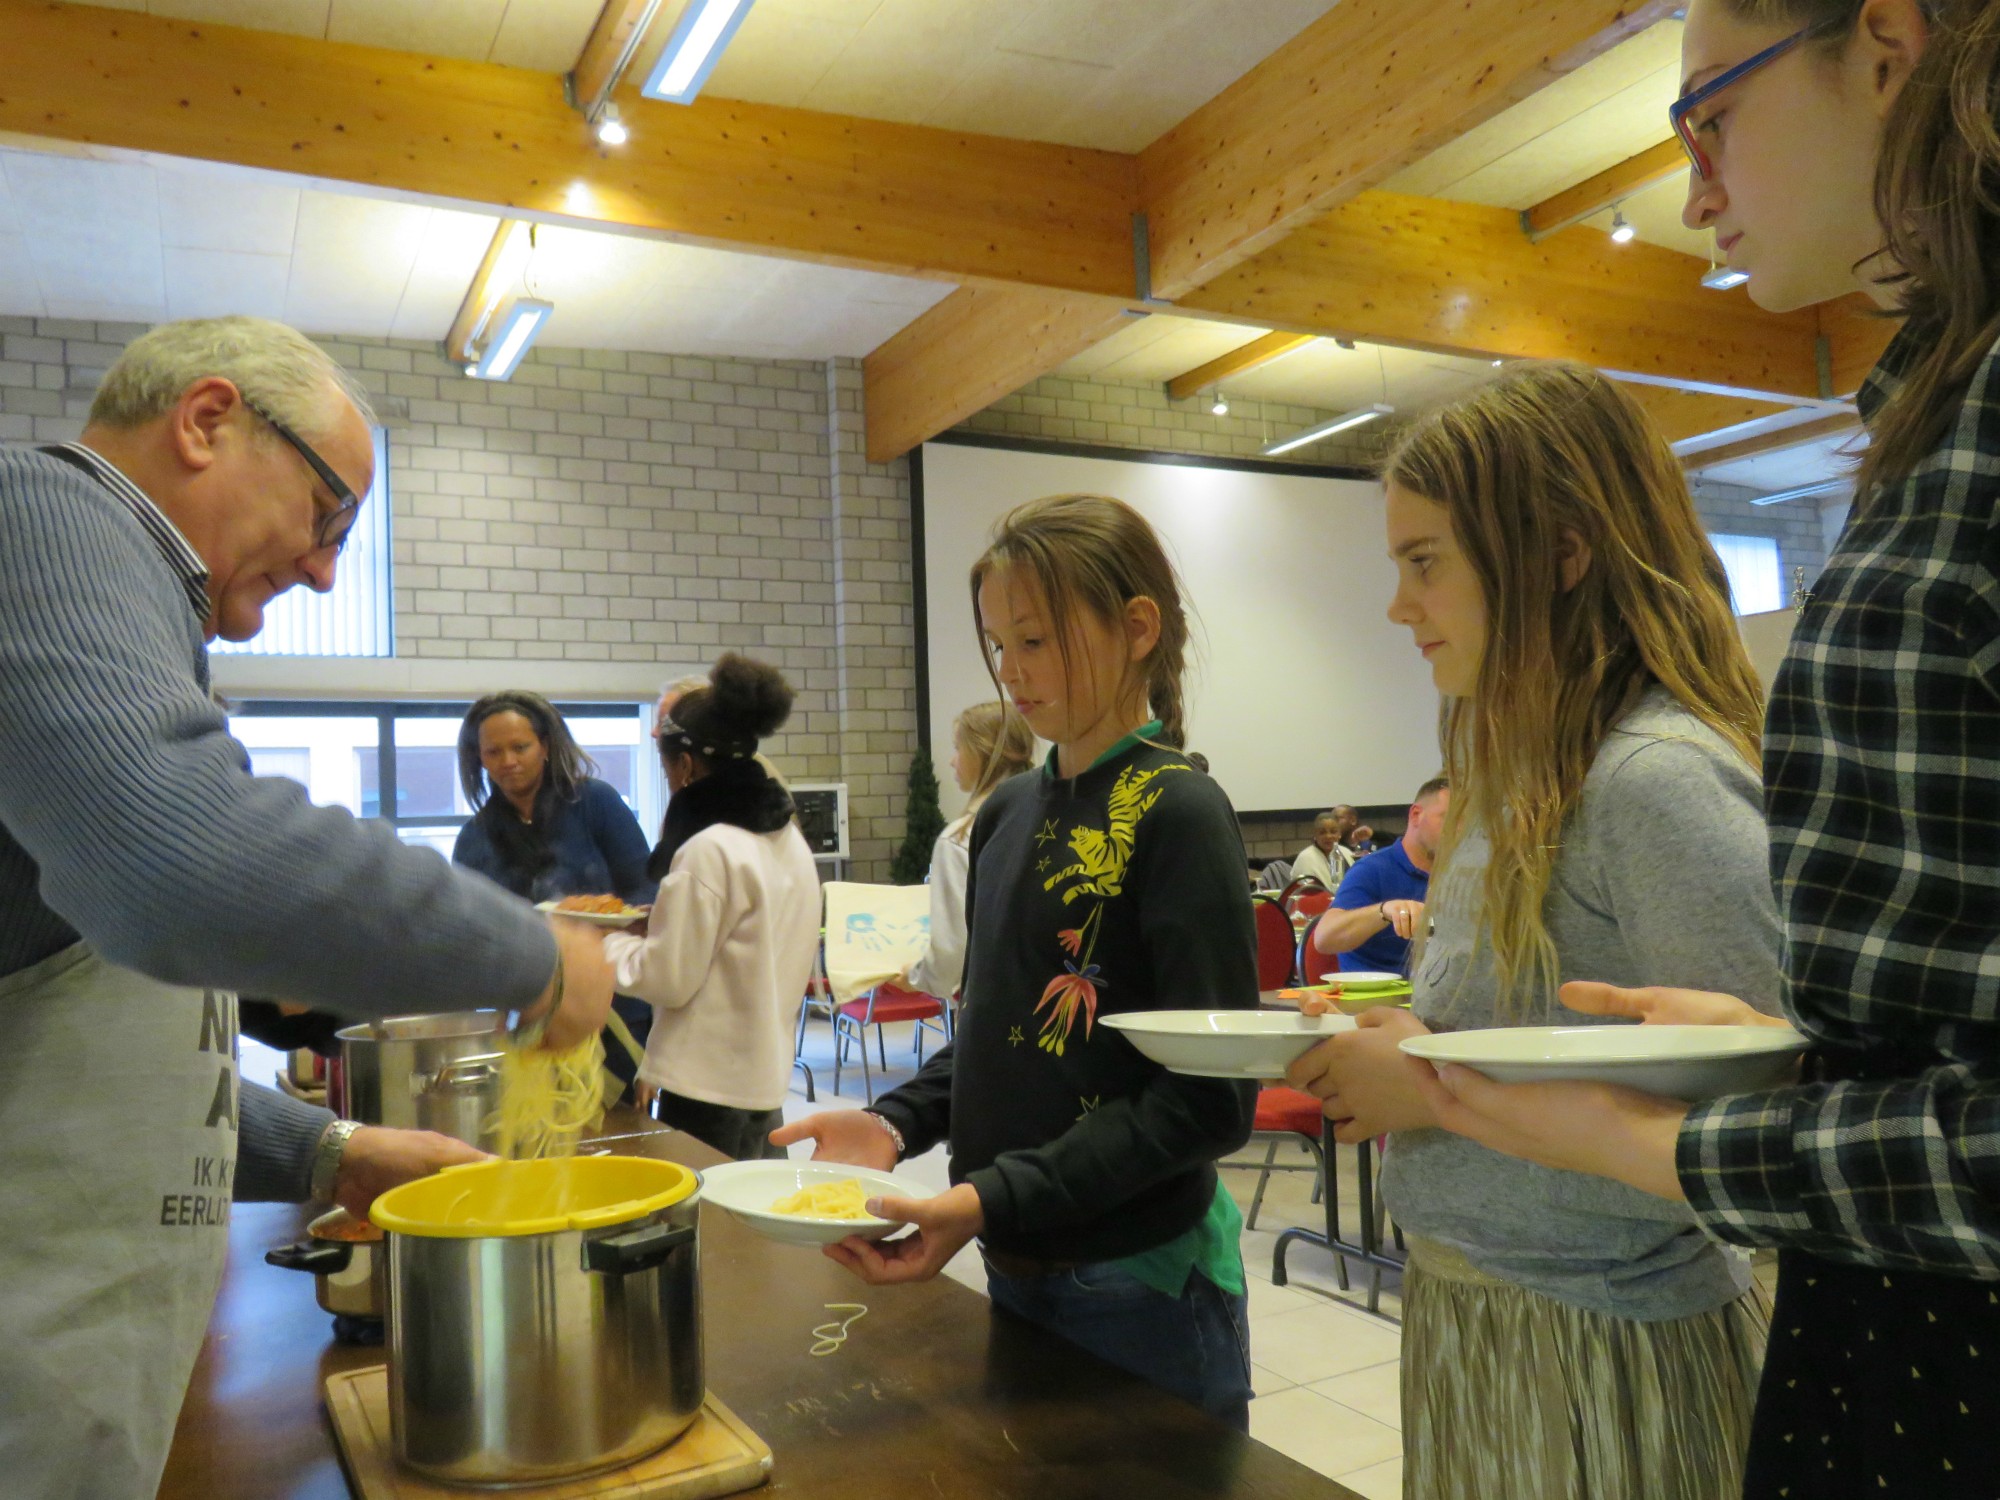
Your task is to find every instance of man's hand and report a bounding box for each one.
[1285,1008,1437,1142]
[1408,1063,1691,1200]
[525,917,615,1050]
[1560,981,1790,1028]
[768,1109,900,1170]
[1383,900,1424,942]
[332,1126,487,1218]
[823,1182,983,1285]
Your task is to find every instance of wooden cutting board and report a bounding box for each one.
[325,1366,772,1500]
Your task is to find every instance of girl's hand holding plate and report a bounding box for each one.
[1286,1006,1437,1142]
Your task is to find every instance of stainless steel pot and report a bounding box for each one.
[265,1208,387,1322]
[336,1011,505,1150]
[375,1159,705,1487]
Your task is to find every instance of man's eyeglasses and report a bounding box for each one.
[1668,17,1845,181]
[242,397,363,554]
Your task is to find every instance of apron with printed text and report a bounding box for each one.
[0,942,239,1500]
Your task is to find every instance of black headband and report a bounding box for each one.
[658,707,756,762]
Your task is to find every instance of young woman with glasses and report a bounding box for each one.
[1414,4,2000,1494]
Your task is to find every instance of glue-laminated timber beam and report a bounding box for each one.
[1620,384,1798,446]
[1685,411,1862,471]
[1137,0,1680,301]
[1818,293,1899,398]
[0,0,1138,297]
[1177,192,1830,403]
[1164,332,1317,402]
[1523,139,1688,240]
[863,288,1137,465]
[567,0,662,119]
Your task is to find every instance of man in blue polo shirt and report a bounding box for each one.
[1311,777,1449,975]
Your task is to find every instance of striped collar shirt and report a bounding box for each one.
[45,442,210,621]
[1676,319,2000,1278]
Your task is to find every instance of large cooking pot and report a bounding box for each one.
[371,1156,704,1487]
[265,1208,388,1335]
[336,1012,505,1150]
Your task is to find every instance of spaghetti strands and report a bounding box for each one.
[809,1303,868,1357]
[771,1178,871,1220]
[486,1033,608,1160]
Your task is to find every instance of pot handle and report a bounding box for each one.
[266,1241,353,1275]
[417,1053,504,1096]
[583,1221,696,1276]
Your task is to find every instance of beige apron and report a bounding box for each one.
[0,942,239,1500]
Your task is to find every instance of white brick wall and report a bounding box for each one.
[0,316,914,878]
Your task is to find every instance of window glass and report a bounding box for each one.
[228,715,379,815]
[1707,532,1784,616]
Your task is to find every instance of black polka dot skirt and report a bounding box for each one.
[1743,1248,2000,1498]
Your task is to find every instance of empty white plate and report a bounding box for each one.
[1399,1024,1808,1102]
[1101,1009,1355,1079]
[698,1160,922,1246]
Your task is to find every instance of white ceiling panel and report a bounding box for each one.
[487,0,603,70]
[142,0,332,38]
[325,0,512,58]
[154,164,301,255]
[163,246,292,321]
[1695,430,1865,495]
[1575,172,1710,260]
[998,0,1172,69]
[4,151,161,242]
[0,236,47,319]
[389,208,507,340]
[281,194,432,332]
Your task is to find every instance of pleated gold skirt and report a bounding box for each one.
[1401,1237,1772,1500]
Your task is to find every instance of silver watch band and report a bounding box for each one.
[309,1118,361,1201]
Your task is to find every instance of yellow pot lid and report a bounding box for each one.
[370,1156,699,1239]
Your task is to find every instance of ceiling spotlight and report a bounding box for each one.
[1701,263,1749,290]
[1490,358,1504,368]
[1210,392,1229,417]
[1609,209,1637,245]
[594,103,628,147]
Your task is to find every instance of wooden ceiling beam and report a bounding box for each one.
[1137,0,1679,301]
[1619,384,1800,446]
[1164,331,1316,402]
[1176,192,1830,403]
[1685,412,1862,470]
[863,288,1137,465]
[566,0,663,120]
[0,0,1138,297]
[1522,139,1687,241]
[1818,293,1899,398]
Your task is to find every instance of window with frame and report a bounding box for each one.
[1707,532,1785,616]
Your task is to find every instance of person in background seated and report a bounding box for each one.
[1331,803,1376,855]
[1311,778,1449,973]
[451,691,653,1095]
[604,655,820,1161]
[902,702,1035,1003]
[1289,810,1351,891]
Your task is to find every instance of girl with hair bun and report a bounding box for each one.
[776,493,1261,1430]
[900,701,1036,1002]
[602,653,819,1161]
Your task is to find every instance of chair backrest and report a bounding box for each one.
[1298,912,1340,986]
[1253,897,1299,990]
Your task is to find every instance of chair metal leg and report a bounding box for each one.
[859,1025,874,1103]
[1245,1137,1280,1231]
[830,1017,848,1098]
[793,1057,816,1103]
[875,1023,888,1072]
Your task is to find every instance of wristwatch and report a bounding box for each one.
[310,1118,362,1202]
[1379,901,1394,927]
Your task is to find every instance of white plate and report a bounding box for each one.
[1331,971,1407,989]
[1399,1024,1809,1102]
[534,901,646,928]
[1100,1009,1355,1079]
[698,1161,922,1247]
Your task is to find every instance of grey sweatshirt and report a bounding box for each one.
[1383,688,1783,1320]
[0,444,559,1195]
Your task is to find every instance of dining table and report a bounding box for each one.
[157,1107,1367,1500]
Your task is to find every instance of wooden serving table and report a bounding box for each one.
[158,1109,1364,1500]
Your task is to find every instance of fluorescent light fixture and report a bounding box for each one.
[1210,392,1229,417]
[643,0,756,105]
[1263,403,1393,456]
[595,103,628,146]
[1750,478,1849,507]
[1609,209,1637,245]
[1701,263,1749,290]
[472,298,553,382]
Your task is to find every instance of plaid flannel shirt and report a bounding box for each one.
[1677,321,2000,1276]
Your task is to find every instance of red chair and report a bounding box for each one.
[1298,911,1341,986]
[1278,875,1330,918]
[1223,1085,1327,1230]
[832,981,946,1103]
[1252,895,1299,991]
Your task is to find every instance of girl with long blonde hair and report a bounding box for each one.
[901,702,1036,1000]
[1289,361,1783,1499]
